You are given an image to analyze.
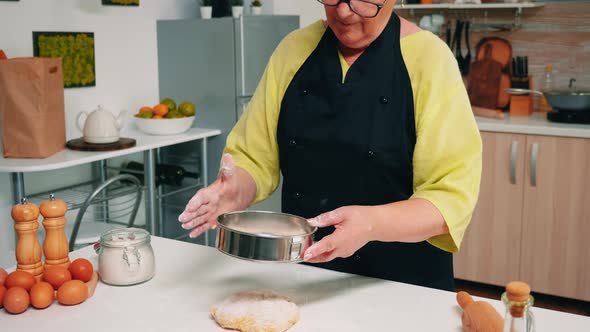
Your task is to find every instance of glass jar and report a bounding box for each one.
[501,291,535,332]
[97,228,155,286]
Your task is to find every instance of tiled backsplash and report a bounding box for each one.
[398,2,590,91]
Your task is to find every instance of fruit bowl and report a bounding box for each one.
[135,115,195,135]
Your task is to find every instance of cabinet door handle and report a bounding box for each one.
[530,143,539,187]
[239,14,246,96]
[510,140,518,185]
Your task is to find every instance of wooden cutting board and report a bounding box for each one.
[66,138,136,152]
[468,44,503,109]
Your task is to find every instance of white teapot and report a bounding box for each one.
[77,105,126,144]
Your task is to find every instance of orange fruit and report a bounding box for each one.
[153,115,163,119]
[153,104,168,116]
[137,112,153,119]
[139,106,153,114]
[178,101,195,116]
[160,98,176,112]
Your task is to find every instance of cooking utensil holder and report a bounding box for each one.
[510,75,533,116]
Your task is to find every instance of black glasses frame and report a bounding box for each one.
[317,0,387,18]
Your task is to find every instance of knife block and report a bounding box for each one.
[510,75,533,116]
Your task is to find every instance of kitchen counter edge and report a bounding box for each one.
[475,113,590,139]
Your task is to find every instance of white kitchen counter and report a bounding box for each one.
[1,236,588,331]
[476,112,590,138]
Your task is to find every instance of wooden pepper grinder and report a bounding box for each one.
[11,197,43,281]
[40,194,70,268]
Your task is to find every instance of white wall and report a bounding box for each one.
[269,0,325,27]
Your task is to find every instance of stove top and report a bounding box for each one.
[546,110,590,124]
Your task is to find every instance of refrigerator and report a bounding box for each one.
[156,16,299,245]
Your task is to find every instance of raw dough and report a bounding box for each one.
[210,290,299,332]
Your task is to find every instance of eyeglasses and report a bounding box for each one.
[317,0,387,19]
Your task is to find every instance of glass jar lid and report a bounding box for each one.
[100,228,151,248]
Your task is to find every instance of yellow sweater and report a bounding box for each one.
[224,20,482,253]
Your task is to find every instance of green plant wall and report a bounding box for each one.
[102,0,140,6]
[33,32,96,88]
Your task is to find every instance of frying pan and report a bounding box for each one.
[506,87,590,112]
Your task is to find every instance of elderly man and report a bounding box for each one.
[179,0,482,291]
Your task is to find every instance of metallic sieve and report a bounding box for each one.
[215,210,316,263]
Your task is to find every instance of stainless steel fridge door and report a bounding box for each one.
[234,15,299,99]
[157,18,236,245]
[158,18,236,184]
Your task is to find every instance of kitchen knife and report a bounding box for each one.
[512,57,517,77]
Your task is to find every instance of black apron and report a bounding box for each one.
[276,15,454,291]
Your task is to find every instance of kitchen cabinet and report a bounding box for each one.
[520,135,590,301]
[454,131,590,301]
[454,132,526,286]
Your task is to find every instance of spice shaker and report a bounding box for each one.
[97,228,155,286]
[11,198,43,281]
[40,194,70,268]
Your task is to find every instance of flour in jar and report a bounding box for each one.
[98,228,155,286]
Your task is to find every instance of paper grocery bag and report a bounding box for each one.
[0,57,66,158]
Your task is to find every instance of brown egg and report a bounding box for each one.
[57,280,88,306]
[3,286,30,314]
[4,270,36,291]
[0,267,7,286]
[30,281,54,309]
[0,285,6,308]
[43,266,72,290]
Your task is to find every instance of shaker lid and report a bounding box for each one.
[100,228,150,248]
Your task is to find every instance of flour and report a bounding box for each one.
[228,221,305,237]
[211,290,299,332]
[97,228,155,286]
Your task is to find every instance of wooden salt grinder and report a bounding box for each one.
[40,194,70,268]
[11,198,43,281]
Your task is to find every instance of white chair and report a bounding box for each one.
[67,174,143,251]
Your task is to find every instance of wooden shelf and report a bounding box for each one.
[394,2,545,10]
[394,2,545,28]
